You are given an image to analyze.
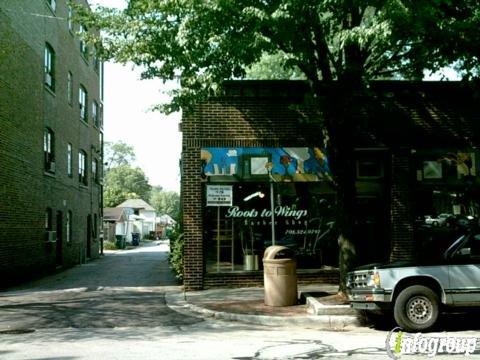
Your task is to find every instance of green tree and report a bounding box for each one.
[105,141,136,172]
[150,186,180,220]
[245,52,305,80]
[104,165,152,207]
[80,0,480,290]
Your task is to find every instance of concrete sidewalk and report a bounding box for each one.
[165,284,361,330]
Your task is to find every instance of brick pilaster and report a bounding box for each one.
[389,150,415,261]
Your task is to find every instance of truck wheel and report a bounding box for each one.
[393,285,439,332]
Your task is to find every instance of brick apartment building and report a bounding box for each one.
[0,0,103,287]
[180,80,479,290]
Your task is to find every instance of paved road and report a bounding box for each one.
[1,241,479,360]
[0,241,202,329]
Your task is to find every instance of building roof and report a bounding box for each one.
[116,199,155,211]
[103,208,127,222]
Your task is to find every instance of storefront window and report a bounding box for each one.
[414,150,479,261]
[202,147,338,273]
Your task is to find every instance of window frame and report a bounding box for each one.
[44,127,55,173]
[78,150,88,185]
[67,71,73,105]
[67,143,73,177]
[67,5,74,33]
[45,207,53,231]
[44,43,55,92]
[79,85,88,122]
[92,101,99,128]
[79,24,88,59]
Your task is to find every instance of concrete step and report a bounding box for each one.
[301,292,357,316]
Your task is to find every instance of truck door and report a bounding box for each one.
[449,234,480,305]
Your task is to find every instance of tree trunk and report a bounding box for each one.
[319,82,362,294]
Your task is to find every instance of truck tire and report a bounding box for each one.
[393,285,439,332]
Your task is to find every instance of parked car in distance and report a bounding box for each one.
[424,213,452,227]
[347,232,480,331]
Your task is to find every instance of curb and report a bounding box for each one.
[303,292,357,316]
[165,291,360,330]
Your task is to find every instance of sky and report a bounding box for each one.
[92,0,182,193]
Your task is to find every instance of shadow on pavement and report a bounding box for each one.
[2,242,178,292]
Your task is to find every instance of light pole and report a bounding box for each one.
[265,162,275,246]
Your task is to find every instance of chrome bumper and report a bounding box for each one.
[347,288,392,309]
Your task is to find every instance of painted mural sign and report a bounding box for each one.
[201,147,331,182]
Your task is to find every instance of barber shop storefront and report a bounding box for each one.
[180,80,479,290]
[201,147,338,274]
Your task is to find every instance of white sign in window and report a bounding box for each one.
[207,185,233,207]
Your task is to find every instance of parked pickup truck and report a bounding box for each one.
[347,232,480,331]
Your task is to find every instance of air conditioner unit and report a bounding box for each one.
[46,231,57,243]
[48,161,56,172]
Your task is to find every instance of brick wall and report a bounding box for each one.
[204,270,339,289]
[0,0,103,288]
[181,85,323,290]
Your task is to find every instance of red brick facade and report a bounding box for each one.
[181,82,339,290]
[0,0,103,287]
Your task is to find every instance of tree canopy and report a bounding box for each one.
[82,0,480,113]
[150,186,180,220]
[104,141,136,171]
[104,165,152,207]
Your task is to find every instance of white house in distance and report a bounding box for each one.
[103,207,129,242]
[116,199,157,242]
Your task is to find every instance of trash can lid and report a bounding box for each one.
[263,245,295,260]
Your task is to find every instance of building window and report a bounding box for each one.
[66,211,72,243]
[67,143,73,177]
[46,0,56,12]
[67,5,73,32]
[67,72,73,105]
[92,101,99,127]
[92,158,98,183]
[79,150,88,185]
[79,24,88,59]
[44,128,55,173]
[44,43,55,91]
[201,147,337,273]
[45,208,53,230]
[79,85,88,122]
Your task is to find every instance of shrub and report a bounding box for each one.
[169,226,184,281]
[103,241,117,250]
